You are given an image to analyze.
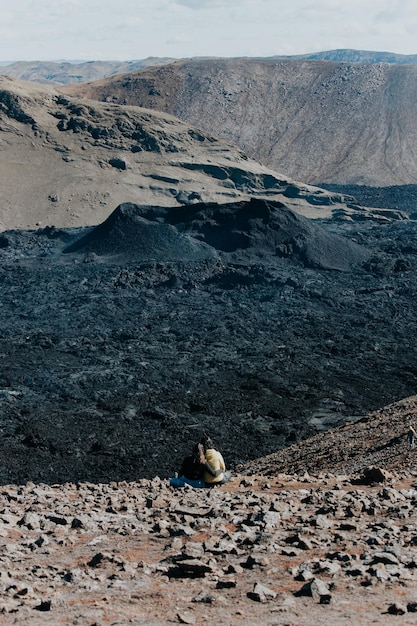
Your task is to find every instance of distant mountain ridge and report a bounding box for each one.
[0,57,177,85]
[271,48,417,64]
[1,49,417,85]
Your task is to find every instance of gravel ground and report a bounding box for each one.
[1,469,417,625]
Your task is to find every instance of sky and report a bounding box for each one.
[1,0,417,62]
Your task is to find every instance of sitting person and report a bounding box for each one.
[200,434,231,485]
[169,443,207,488]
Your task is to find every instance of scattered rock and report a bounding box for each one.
[0,474,415,623]
[296,578,332,604]
[177,611,196,624]
[356,467,393,485]
[167,559,214,578]
[247,582,277,602]
[34,600,52,611]
[387,602,407,615]
[109,157,128,170]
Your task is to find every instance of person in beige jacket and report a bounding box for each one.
[200,434,230,485]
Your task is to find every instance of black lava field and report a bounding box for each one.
[1,198,417,484]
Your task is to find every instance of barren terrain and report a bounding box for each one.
[0,199,416,485]
[1,400,417,625]
[1,54,417,626]
[63,57,417,187]
[4,49,417,86]
[0,75,377,232]
[0,57,176,85]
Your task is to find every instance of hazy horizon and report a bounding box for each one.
[2,1,417,62]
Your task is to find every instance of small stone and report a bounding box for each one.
[296,578,332,604]
[34,600,51,611]
[292,563,314,581]
[71,518,83,529]
[387,602,407,615]
[315,514,333,529]
[109,157,128,170]
[17,512,41,530]
[46,515,67,525]
[177,611,196,624]
[345,566,366,577]
[316,560,341,576]
[247,582,277,602]
[167,559,213,578]
[181,542,205,558]
[371,551,400,566]
[87,552,104,567]
[327,551,351,562]
[263,511,281,528]
[192,591,214,603]
[310,578,332,604]
[357,467,392,485]
[285,533,313,550]
[216,578,237,589]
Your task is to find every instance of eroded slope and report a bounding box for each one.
[0,75,379,231]
[63,58,417,186]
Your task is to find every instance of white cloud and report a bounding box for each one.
[1,0,417,61]
[174,0,225,7]
[173,0,256,9]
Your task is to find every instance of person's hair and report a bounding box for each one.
[192,443,200,455]
[201,434,214,450]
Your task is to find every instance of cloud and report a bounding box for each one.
[2,0,417,61]
[174,0,231,8]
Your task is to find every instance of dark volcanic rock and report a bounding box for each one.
[0,202,417,485]
[320,183,417,220]
[63,203,217,261]
[64,199,369,271]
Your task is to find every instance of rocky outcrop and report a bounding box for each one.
[239,395,417,478]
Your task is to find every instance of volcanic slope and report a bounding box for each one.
[2,409,417,626]
[62,57,417,187]
[1,401,417,626]
[240,394,417,477]
[0,75,372,231]
[63,199,369,271]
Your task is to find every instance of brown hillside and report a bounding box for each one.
[62,58,417,187]
[239,395,417,477]
[0,75,395,231]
